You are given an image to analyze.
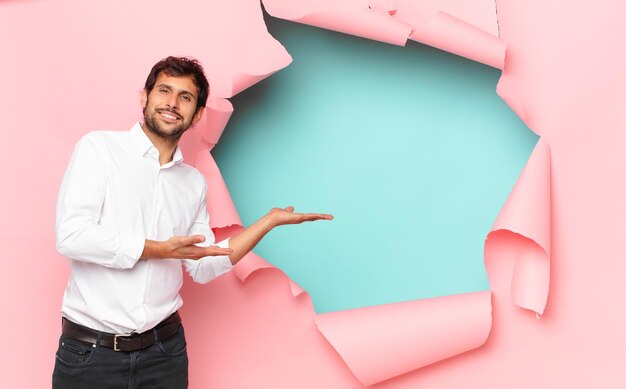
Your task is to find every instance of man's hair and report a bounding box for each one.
[144,56,210,110]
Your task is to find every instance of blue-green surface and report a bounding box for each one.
[212,17,537,314]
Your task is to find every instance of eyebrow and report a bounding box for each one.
[156,83,197,100]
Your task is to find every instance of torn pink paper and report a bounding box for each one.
[192,0,524,385]
[403,11,505,69]
[234,252,306,297]
[486,138,551,314]
[315,291,492,386]
[263,0,505,68]
[197,97,233,147]
[392,0,499,35]
[390,0,505,68]
[193,150,243,231]
[230,253,492,386]
[208,1,512,385]
[262,0,413,46]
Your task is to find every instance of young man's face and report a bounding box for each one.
[141,72,203,140]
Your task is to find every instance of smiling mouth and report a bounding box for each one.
[158,110,182,122]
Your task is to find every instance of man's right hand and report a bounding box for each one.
[140,236,233,260]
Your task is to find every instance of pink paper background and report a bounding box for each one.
[1,0,625,387]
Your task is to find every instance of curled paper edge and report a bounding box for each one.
[496,72,529,128]
[486,138,551,314]
[315,290,492,386]
[194,150,243,230]
[264,0,504,68]
[232,250,492,386]
[409,11,506,69]
[262,1,413,47]
[230,67,287,97]
[219,32,293,98]
[233,251,306,297]
[196,97,233,147]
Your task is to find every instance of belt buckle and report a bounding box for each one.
[113,335,128,351]
[114,334,122,351]
[113,332,136,352]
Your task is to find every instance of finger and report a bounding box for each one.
[299,213,334,221]
[284,206,295,213]
[199,246,234,256]
[178,246,234,260]
[179,235,206,246]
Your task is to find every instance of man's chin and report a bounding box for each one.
[157,127,186,139]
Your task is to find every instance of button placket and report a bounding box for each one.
[144,163,161,307]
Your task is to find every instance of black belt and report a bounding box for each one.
[62,312,182,352]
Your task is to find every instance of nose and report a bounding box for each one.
[165,93,179,109]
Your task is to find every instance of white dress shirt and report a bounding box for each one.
[56,122,232,334]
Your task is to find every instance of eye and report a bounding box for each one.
[158,87,169,94]
[181,94,192,102]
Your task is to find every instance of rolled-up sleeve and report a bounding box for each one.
[55,135,144,269]
[183,182,233,283]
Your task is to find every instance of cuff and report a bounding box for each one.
[113,232,145,269]
[184,238,233,284]
[212,238,233,274]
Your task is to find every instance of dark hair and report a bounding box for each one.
[144,56,210,110]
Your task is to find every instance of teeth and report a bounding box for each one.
[161,112,178,120]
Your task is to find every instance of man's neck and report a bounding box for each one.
[140,122,179,165]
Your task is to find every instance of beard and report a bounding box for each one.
[143,106,192,140]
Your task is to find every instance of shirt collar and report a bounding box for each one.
[130,122,184,166]
[170,146,184,165]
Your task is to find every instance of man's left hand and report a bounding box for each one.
[267,206,333,227]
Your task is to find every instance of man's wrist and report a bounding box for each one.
[262,212,278,231]
[141,239,167,260]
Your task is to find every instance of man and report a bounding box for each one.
[53,56,332,388]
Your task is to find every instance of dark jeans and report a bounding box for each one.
[52,324,188,389]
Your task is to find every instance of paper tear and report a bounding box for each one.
[486,138,551,315]
[231,250,493,386]
[234,251,307,297]
[197,97,233,147]
[315,291,492,386]
[198,1,533,385]
[193,150,243,230]
[262,0,413,46]
[263,0,505,68]
[406,11,506,69]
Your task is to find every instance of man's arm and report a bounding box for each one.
[139,205,331,264]
[225,206,333,264]
[56,135,145,269]
[169,179,331,284]
[140,236,233,260]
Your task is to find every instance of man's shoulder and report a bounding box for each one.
[74,129,134,157]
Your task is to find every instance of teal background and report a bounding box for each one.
[213,16,538,314]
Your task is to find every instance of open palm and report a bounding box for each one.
[268,206,333,226]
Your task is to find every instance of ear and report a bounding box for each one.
[192,106,205,125]
[140,89,147,110]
